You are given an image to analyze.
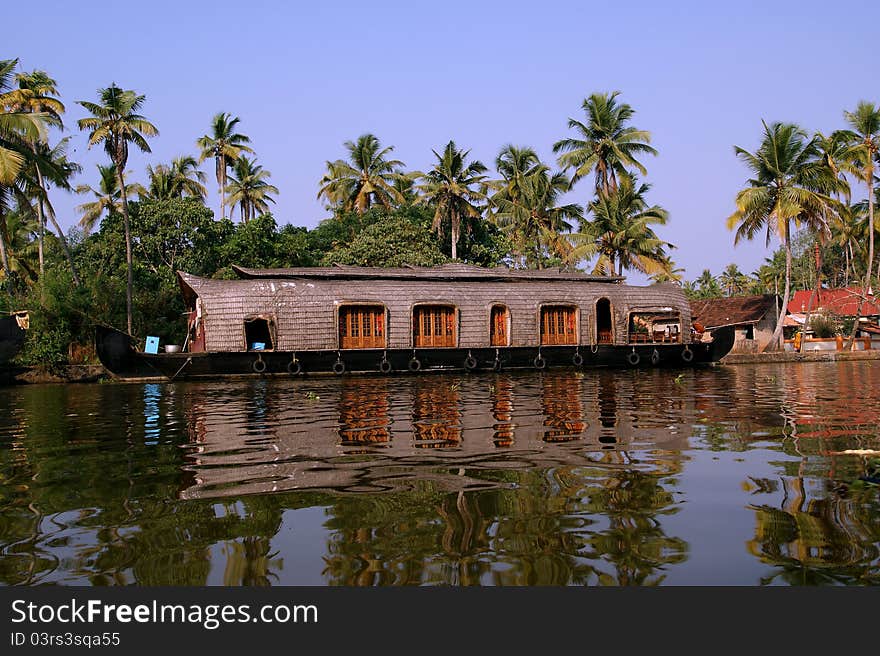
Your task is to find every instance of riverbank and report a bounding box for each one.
[721,349,880,365]
[0,365,109,385]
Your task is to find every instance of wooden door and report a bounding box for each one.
[540,306,577,345]
[413,305,456,347]
[490,305,509,346]
[339,306,386,349]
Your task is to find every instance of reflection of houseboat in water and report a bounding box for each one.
[97,264,734,379]
[177,372,693,499]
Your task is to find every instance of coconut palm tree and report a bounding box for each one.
[569,174,670,277]
[839,102,880,334]
[196,113,253,219]
[77,85,158,333]
[0,207,39,282]
[76,164,145,233]
[12,69,66,279]
[144,155,206,201]
[492,164,581,268]
[0,58,49,280]
[490,145,542,202]
[415,141,487,261]
[317,134,405,214]
[225,157,279,223]
[553,91,657,197]
[648,256,684,284]
[20,138,82,285]
[719,263,750,297]
[726,122,844,351]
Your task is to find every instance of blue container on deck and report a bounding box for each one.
[145,336,160,354]
[250,342,265,350]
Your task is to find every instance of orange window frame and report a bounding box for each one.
[339,305,386,349]
[413,305,456,347]
[540,305,578,345]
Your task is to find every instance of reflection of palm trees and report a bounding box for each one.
[748,477,880,585]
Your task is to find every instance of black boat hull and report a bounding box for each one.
[0,315,26,366]
[96,324,735,380]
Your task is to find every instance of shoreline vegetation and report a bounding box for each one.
[1,56,879,371]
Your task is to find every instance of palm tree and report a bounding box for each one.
[553,91,657,197]
[76,164,145,233]
[415,141,488,261]
[490,145,542,201]
[196,112,253,219]
[719,263,750,297]
[694,269,722,298]
[0,207,39,282]
[144,155,206,201]
[648,256,684,284]
[78,84,158,334]
[13,69,65,280]
[569,174,671,277]
[317,134,405,214]
[840,102,880,334]
[23,138,82,285]
[726,122,844,351]
[0,58,49,279]
[492,165,581,268]
[225,157,279,223]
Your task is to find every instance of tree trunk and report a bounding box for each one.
[0,210,10,278]
[766,222,791,352]
[451,211,459,261]
[846,176,875,349]
[800,242,822,352]
[116,165,134,335]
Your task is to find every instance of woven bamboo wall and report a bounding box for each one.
[179,272,693,352]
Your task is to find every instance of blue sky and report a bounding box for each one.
[5,0,877,283]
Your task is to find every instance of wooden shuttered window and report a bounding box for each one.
[339,305,386,349]
[540,305,578,345]
[413,305,456,347]
[490,305,509,346]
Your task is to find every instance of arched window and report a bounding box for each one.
[413,305,456,347]
[339,305,386,349]
[490,305,510,346]
[540,305,578,345]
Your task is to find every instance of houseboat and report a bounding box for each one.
[0,311,28,366]
[95,263,735,379]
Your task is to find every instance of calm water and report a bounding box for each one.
[1,362,879,586]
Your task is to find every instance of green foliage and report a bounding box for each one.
[808,313,837,338]
[220,213,314,268]
[323,213,448,267]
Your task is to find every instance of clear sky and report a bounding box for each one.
[5,0,877,283]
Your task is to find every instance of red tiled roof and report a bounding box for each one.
[787,288,880,316]
[689,294,778,329]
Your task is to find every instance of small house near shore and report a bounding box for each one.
[689,294,779,353]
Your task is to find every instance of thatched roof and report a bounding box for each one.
[231,263,624,283]
[689,295,777,329]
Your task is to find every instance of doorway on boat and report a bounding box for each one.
[540,305,578,345]
[243,315,276,351]
[413,304,457,347]
[596,298,613,344]
[339,305,386,349]
[490,304,510,346]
